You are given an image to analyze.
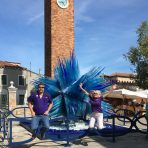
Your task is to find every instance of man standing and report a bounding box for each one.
[27,83,53,139]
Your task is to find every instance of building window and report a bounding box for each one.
[1,75,7,85]
[18,75,25,86]
[0,94,8,106]
[18,95,24,105]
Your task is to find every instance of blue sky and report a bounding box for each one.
[0,0,148,75]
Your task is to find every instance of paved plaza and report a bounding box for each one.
[1,120,148,148]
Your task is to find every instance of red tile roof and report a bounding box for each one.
[104,72,135,78]
[111,72,135,77]
[0,61,26,69]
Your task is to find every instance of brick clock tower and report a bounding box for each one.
[45,0,74,77]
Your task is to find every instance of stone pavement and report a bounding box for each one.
[1,124,148,148]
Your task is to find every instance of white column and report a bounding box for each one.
[8,81,18,110]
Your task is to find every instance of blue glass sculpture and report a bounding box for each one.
[32,52,114,119]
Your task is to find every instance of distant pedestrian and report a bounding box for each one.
[140,99,145,107]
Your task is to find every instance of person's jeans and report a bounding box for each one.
[31,115,50,130]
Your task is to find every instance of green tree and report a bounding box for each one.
[124,21,148,89]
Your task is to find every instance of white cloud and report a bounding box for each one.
[75,0,143,24]
[90,37,99,41]
[0,1,43,23]
[114,56,125,64]
[79,65,93,75]
[75,0,95,24]
[102,0,140,7]
[27,12,44,25]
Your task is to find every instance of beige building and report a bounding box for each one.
[105,72,138,91]
[0,61,39,109]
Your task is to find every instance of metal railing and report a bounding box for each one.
[0,107,148,148]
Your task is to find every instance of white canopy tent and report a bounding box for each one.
[135,90,148,99]
[108,89,148,99]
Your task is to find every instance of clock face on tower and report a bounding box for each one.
[57,0,69,9]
